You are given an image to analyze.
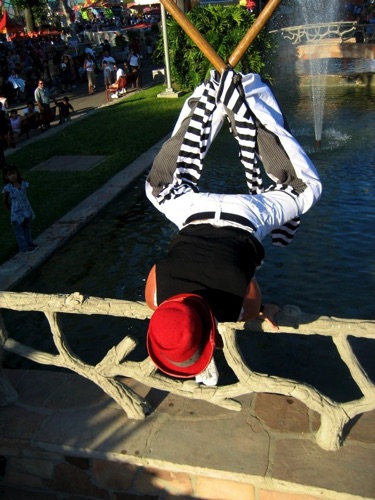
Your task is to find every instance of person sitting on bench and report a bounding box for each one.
[108,63,126,99]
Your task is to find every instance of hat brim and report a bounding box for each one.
[147,294,216,379]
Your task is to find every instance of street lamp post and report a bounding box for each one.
[134,0,180,97]
[157,2,180,97]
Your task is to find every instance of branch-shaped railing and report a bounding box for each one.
[0,291,374,451]
[271,21,375,45]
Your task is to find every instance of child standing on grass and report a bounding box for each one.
[2,164,38,254]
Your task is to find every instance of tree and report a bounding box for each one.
[59,0,75,27]
[154,5,276,90]
[12,0,49,32]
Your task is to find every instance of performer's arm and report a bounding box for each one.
[240,277,279,330]
[145,264,158,310]
[239,277,262,321]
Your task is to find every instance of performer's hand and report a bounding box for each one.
[258,303,280,331]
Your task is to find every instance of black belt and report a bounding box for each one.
[184,212,256,232]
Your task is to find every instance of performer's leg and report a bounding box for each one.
[146,101,197,199]
[146,73,226,204]
[241,73,322,215]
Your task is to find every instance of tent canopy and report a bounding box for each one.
[123,22,152,29]
[132,0,160,5]
[80,0,121,9]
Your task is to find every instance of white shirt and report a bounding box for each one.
[85,58,95,72]
[116,67,124,80]
[129,54,139,67]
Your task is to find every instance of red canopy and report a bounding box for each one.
[123,22,152,30]
[27,29,62,37]
[143,8,160,16]
[0,11,25,35]
[80,0,119,9]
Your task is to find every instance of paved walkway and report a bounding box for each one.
[0,66,375,500]
[1,367,374,499]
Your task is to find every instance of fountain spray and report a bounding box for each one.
[294,0,340,146]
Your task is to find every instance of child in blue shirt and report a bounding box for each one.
[2,164,38,253]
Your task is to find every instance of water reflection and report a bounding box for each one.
[297,58,375,77]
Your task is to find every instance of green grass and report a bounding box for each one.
[0,84,187,264]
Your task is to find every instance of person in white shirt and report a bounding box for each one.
[101,51,116,83]
[102,60,112,89]
[108,63,126,98]
[0,98,8,114]
[115,63,124,80]
[127,49,141,88]
[84,53,96,95]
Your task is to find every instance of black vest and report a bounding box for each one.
[156,224,264,322]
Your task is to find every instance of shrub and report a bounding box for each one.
[153,5,276,90]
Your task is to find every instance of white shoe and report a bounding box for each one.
[111,93,119,98]
[195,357,219,386]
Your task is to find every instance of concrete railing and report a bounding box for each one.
[271,21,375,45]
[0,291,374,452]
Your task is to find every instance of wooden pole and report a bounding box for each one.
[158,0,282,74]
[228,0,283,68]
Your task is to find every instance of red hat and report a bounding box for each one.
[147,293,217,378]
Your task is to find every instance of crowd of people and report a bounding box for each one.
[343,0,375,22]
[0,37,81,106]
[72,6,160,35]
[343,0,375,41]
[0,29,144,158]
[82,41,142,97]
[0,34,143,104]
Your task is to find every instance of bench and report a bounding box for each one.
[19,113,40,139]
[106,75,127,102]
[39,105,57,129]
[16,106,57,140]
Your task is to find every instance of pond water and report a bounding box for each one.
[3,82,375,400]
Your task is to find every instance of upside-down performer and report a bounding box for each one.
[144,70,322,386]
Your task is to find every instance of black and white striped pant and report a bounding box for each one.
[146,72,322,243]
